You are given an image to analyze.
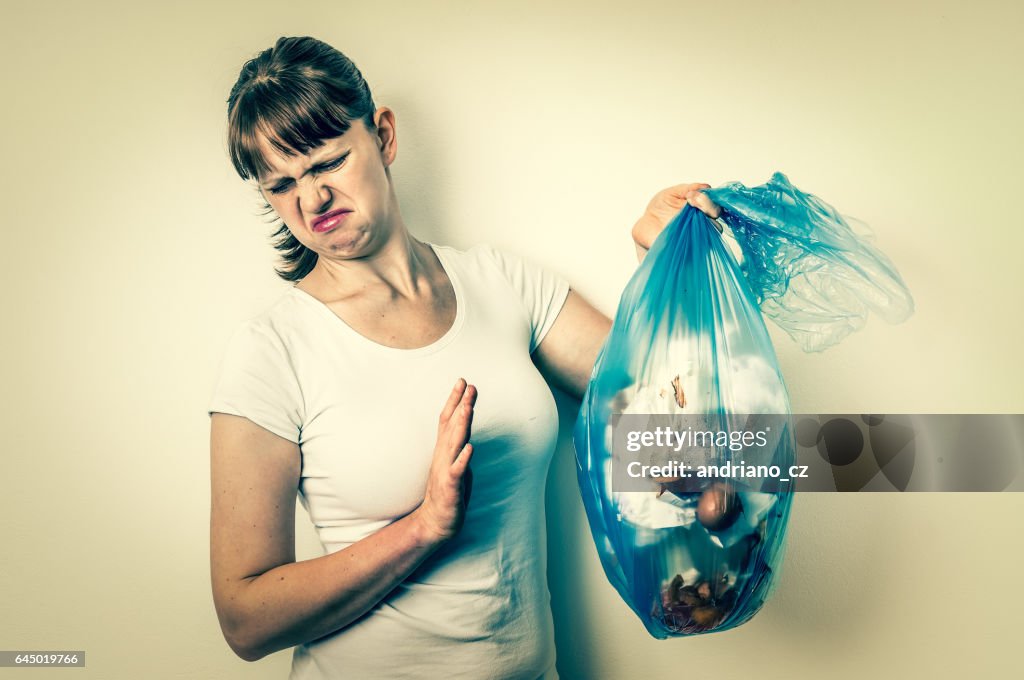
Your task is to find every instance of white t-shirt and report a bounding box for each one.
[207,242,571,680]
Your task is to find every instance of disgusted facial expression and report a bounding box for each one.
[255,108,398,258]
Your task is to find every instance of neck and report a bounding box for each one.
[306,211,433,302]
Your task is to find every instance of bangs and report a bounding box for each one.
[228,74,370,182]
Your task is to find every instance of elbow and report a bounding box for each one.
[213,578,280,662]
[223,624,270,662]
[215,596,274,662]
[235,645,267,663]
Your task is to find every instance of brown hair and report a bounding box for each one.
[226,36,377,281]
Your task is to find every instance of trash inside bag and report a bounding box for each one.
[573,172,913,638]
[703,171,914,352]
[574,200,796,639]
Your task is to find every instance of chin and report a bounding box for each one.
[328,228,370,253]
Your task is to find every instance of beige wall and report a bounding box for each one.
[1,0,1021,678]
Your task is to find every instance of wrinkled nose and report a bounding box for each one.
[299,176,331,220]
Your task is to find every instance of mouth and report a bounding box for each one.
[312,209,352,233]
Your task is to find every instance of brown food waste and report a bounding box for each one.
[671,375,686,408]
[696,482,742,531]
[657,572,737,634]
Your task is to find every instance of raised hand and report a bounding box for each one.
[414,378,477,544]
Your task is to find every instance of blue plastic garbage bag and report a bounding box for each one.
[572,172,913,638]
[573,201,795,638]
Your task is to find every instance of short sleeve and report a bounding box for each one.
[207,320,304,444]
[476,244,571,353]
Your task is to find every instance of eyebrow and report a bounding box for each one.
[259,148,348,186]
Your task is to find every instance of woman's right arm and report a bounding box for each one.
[210,379,477,662]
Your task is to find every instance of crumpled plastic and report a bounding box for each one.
[703,171,914,352]
[573,172,913,637]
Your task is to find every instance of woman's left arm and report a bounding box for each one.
[532,183,722,400]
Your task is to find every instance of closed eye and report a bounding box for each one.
[319,155,346,172]
[267,153,349,195]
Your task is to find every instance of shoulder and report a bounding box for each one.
[430,240,520,261]
[431,241,568,300]
[428,241,505,284]
[430,241,498,265]
[226,290,306,357]
[435,241,536,279]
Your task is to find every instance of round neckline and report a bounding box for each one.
[289,242,465,356]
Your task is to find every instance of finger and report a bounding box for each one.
[439,378,467,424]
[685,190,717,217]
[686,183,712,201]
[693,193,722,219]
[447,391,476,456]
[460,384,477,426]
[665,182,705,200]
[453,442,474,475]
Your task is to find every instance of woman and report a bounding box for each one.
[208,36,722,679]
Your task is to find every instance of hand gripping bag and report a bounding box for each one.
[573,171,913,638]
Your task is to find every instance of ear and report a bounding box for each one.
[373,106,397,166]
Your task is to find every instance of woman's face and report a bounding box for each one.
[255,107,397,258]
